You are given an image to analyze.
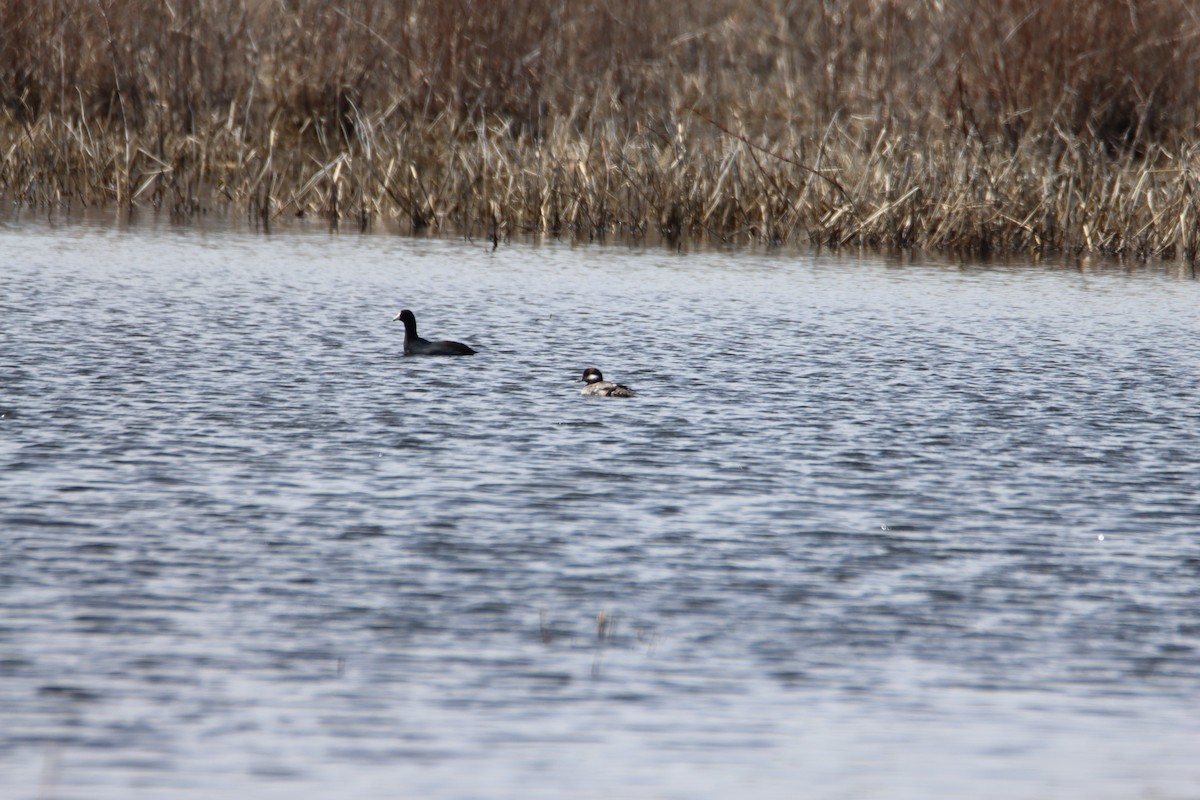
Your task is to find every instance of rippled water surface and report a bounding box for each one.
[3,219,1199,799]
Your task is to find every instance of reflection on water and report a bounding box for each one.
[2,219,1199,799]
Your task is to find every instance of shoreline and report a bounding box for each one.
[5,119,1200,259]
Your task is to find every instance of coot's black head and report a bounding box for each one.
[393,309,416,325]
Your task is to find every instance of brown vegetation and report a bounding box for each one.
[2,0,1200,256]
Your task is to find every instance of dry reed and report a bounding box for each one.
[3,0,1200,257]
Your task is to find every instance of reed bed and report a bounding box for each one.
[3,0,1200,256]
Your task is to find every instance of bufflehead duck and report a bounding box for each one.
[580,367,635,397]
[392,309,477,356]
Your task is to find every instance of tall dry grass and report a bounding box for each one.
[3,0,1200,256]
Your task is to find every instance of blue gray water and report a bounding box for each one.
[2,219,1199,799]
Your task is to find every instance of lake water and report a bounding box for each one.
[2,217,1199,799]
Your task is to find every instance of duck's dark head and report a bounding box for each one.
[581,368,604,384]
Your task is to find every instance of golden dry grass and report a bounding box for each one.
[3,0,1200,256]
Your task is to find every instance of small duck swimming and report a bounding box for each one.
[392,309,477,356]
[579,367,636,397]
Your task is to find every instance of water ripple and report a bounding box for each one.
[1,226,1199,799]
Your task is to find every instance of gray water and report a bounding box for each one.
[2,219,1199,799]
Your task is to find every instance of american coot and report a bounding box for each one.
[580,368,636,397]
[392,309,477,356]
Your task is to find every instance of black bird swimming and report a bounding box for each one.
[392,309,477,356]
